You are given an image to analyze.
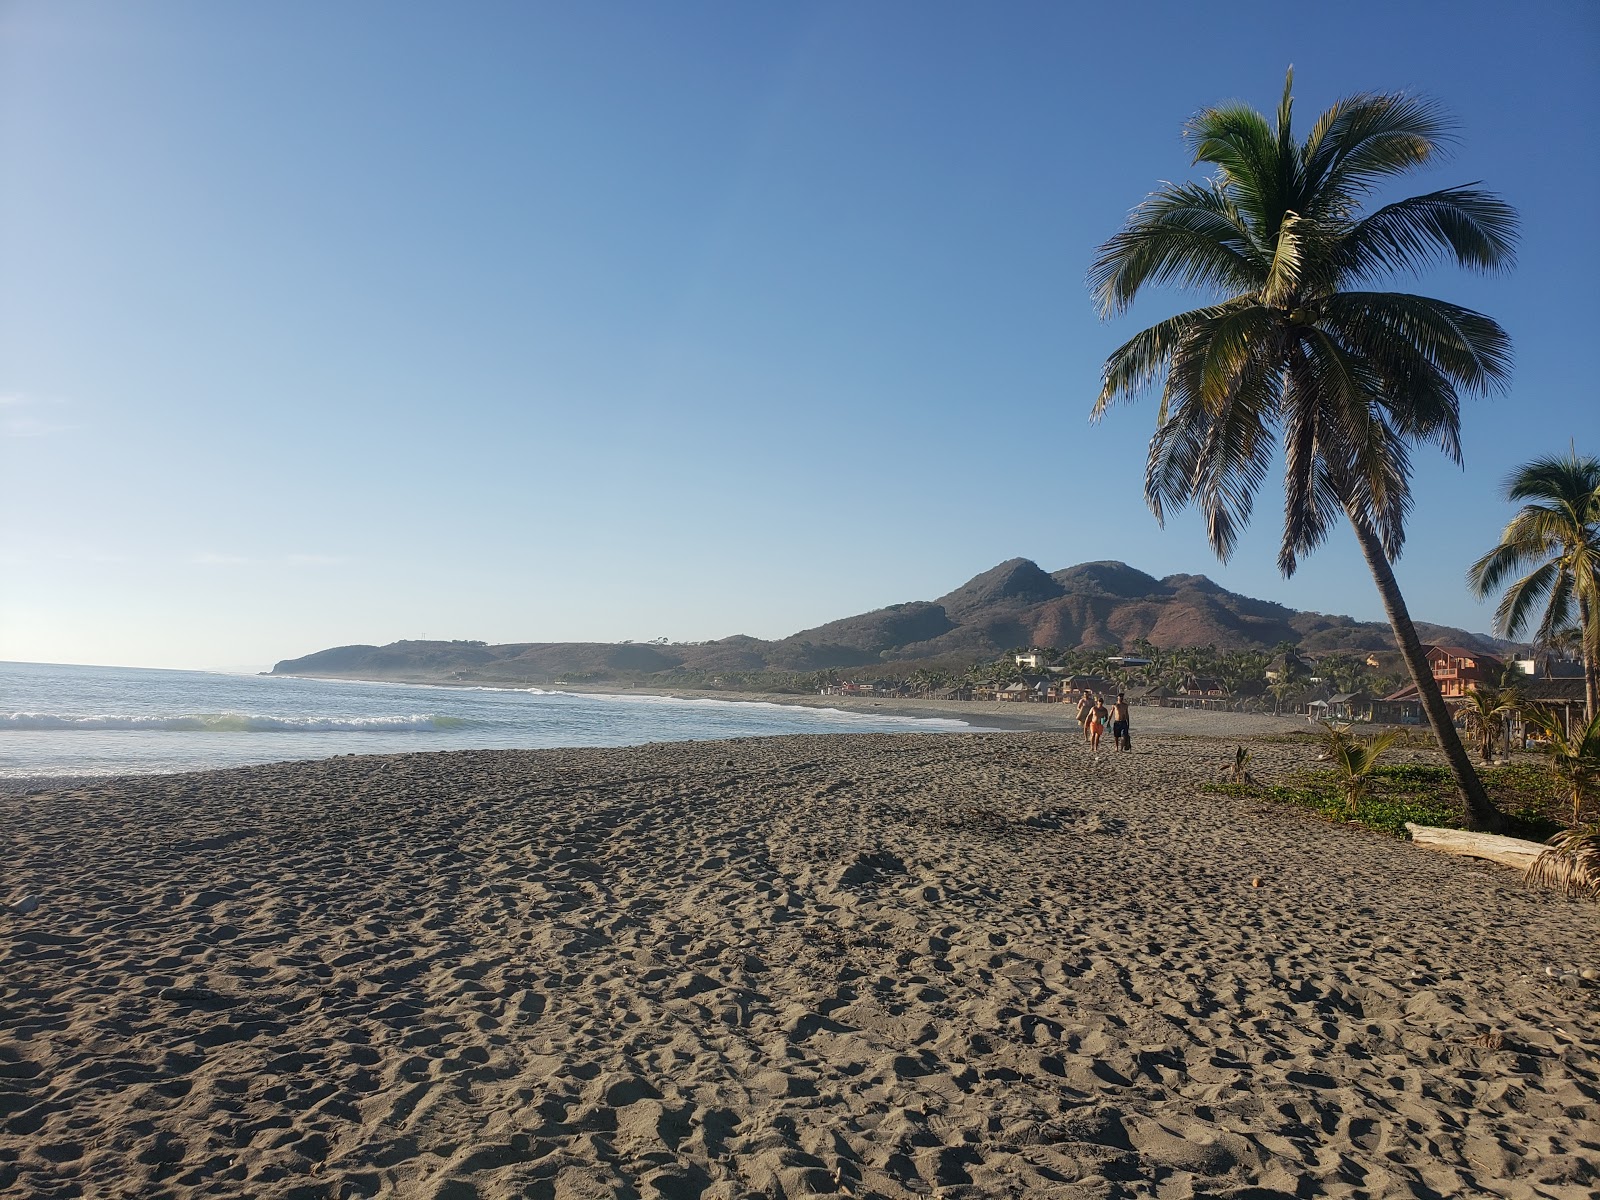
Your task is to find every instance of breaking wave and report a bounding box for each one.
[1,713,472,733]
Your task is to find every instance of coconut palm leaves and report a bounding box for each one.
[1525,827,1600,901]
[1467,449,1600,721]
[1523,705,1600,825]
[1456,683,1519,763]
[1090,71,1517,831]
[1316,720,1401,816]
[1228,744,1254,784]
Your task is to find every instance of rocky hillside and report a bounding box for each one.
[272,559,1505,684]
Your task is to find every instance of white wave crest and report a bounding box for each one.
[1,712,471,733]
[569,690,974,729]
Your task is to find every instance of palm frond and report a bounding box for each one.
[1150,309,1283,560]
[1333,187,1518,283]
[1170,303,1281,416]
[1500,505,1590,555]
[1503,451,1600,511]
[1185,101,1294,233]
[1473,450,1600,667]
[1278,332,1396,571]
[1482,558,1560,638]
[1093,302,1248,418]
[1302,90,1453,204]
[1145,399,1209,529]
[1142,377,1275,562]
[1278,376,1323,576]
[1320,292,1513,397]
[1315,719,1399,814]
[1468,539,1544,599]
[1339,408,1414,561]
[1525,827,1600,901]
[1261,210,1304,307]
[1532,570,1577,648]
[1523,705,1600,823]
[1089,183,1262,316]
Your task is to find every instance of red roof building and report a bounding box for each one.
[1425,646,1504,698]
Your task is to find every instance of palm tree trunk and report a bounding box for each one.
[1580,593,1598,724]
[1346,514,1507,832]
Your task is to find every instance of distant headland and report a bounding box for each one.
[271,559,1505,689]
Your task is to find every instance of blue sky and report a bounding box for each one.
[2,1,1597,670]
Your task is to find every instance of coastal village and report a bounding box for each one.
[819,642,1590,737]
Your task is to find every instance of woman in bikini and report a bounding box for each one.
[1087,694,1109,751]
[1074,689,1094,741]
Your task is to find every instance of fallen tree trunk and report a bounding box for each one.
[1404,823,1547,872]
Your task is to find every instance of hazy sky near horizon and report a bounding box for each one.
[3,1,1597,671]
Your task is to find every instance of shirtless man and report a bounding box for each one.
[1074,689,1093,741]
[1111,692,1131,751]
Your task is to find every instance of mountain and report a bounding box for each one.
[272,559,1508,683]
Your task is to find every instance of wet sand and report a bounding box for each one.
[2,729,1596,1199]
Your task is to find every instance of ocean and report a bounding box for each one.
[0,661,980,778]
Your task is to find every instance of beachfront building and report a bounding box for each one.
[1370,689,1425,724]
[1425,646,1504,699]
[1306,691,1373,722]
[1124,684,1174,707]
[996,675,1059,702]
[1178,675,1230,710]
[1330,691,1372,722]
[1375,645,1506,719]
[1514,676,1588,738]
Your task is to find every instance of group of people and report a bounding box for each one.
[1074,689,1131,751]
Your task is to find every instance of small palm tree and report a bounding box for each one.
[1523,705,1600,825]
[1090,72,1516,831]
[1316,720,1401,817]
[1456,683,1518,763]
[1467,448,1600,723]
[1229,744,1254,783]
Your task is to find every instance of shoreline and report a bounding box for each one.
[2,678,1318,793]
[275,670,1319,738]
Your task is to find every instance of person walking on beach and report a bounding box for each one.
[1074,689,1093,740]
[1111,692,1131,752]
[1088,694,1109,752]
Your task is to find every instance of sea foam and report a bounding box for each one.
[1,713,470,733]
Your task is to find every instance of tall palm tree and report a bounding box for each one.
[1466,448,1600,722]
[1090,71,1518,831]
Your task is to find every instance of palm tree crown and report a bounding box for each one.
[1090,70,1516,574]
[1467,448,1600,720]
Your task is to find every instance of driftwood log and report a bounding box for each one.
[1404,823,1548,872]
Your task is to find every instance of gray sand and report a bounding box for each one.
[2,730,1596,1199]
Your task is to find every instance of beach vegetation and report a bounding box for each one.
[1467,447,1600,722]
[1314,720,1401,816]
[1522,704,1600,825]
[1090,71,1517,831]
[1206,758,1565,839]
[1525,826,1600,901]
[1455,682,1521,763]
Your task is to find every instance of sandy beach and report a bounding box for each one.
[3,723,1597,1200]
